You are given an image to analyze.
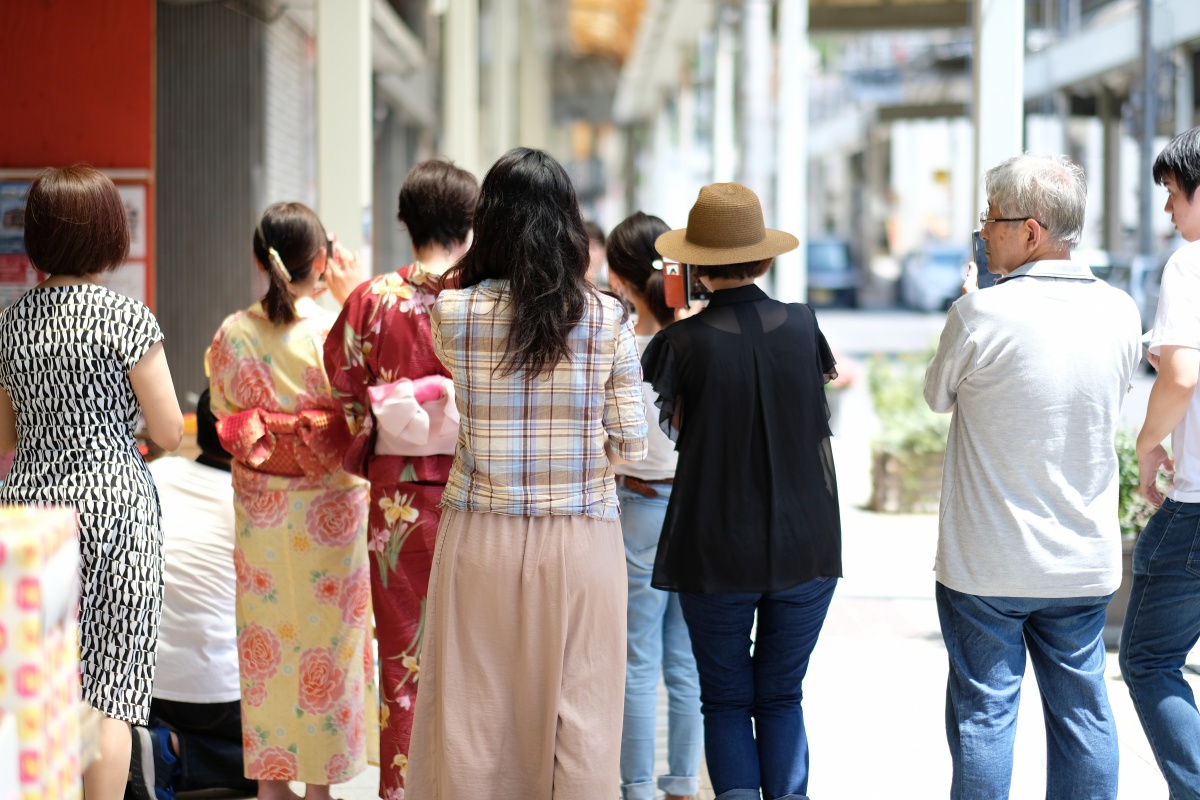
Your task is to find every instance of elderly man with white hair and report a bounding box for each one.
[923,153,1141,800]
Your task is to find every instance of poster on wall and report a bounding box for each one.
[0,178,151,309]
[0,182,40,309]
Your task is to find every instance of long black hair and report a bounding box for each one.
[447,148,592,378]
[606,211,673,328]
[254,202,326,325]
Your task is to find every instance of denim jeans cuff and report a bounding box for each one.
[774,795,811,800]
[659,774,700,795]
[715,789,763,800]
[620,779,656,800]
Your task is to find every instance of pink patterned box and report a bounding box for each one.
[0,507,81,800]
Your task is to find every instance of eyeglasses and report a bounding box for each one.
[978,210,1046,229]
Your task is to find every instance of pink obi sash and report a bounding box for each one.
[367,375,460,458]
[216,408,351,477]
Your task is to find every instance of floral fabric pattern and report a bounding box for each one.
[208,298,374,785]
[325,264,451,798]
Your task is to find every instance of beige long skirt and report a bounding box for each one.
[406,508,627,799]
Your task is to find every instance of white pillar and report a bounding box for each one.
[972,0,1025,210]
[488,0,518,163]
[317,0,372,269]
[1177,45,1194,135]
[443,0,481,177]
[519,0,551,153]
[775,0,808,303]
[712,10,737,183]
[739,0,773,222]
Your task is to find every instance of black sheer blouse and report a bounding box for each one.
[642,283,842,593]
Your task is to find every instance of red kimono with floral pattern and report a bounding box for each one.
[323,264,450,799]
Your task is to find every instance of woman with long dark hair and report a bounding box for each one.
[406,148,648,799]
[606,212,703,800]
[206,202,372,800]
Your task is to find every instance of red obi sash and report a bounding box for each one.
[216,408,351,478]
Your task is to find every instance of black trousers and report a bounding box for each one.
[149,698,257,794]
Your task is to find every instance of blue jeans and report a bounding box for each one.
[679,577,837,800]
[1119,497,1200,799]
[935,583,1118,800]
[148,698,254,794]
[617,484,703,800]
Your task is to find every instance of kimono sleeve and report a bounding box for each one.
[205,321,238,419]
[604,313,647,461]
[323,286,376,437]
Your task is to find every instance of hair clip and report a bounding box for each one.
[651,259,663,271]
[267,247,292,281]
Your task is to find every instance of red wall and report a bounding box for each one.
[0,0,155,169]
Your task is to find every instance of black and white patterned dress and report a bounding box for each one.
[0,284,165,725]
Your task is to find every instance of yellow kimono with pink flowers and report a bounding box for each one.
[207,298,374,785]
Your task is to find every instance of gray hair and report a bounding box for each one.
[984,153,1086,248]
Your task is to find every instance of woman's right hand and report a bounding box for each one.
[325,241,362,305]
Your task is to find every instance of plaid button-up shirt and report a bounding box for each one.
[432,279,647,519]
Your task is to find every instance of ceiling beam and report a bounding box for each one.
[809,3,969,32]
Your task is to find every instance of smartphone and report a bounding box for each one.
[971,230,996,289]
[686,264,712,306]
[663,261,686,308]
[663,262,713,309]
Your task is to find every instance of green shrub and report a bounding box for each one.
[868,351,950,459]
[1115,429,1157,538]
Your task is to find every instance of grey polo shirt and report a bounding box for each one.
[924,259,1141,598]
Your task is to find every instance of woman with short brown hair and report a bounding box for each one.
[0,165,184,800]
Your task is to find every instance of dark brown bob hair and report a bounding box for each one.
[24,165,130,276]
[398,159,479,250]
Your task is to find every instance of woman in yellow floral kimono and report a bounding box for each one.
[207,202,372,800]
[324,159,477,800]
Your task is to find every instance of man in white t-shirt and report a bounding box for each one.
[126,391,255,800]
[1120,128,1200,799]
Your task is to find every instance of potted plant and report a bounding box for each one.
[867,351,949,513]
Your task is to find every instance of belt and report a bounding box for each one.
[615,475,673,498]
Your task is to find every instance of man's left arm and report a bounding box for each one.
[1137,345,1200,505]
[924,306,975,413]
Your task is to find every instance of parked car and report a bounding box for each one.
[806,238,858,307]
[899,245,968,312]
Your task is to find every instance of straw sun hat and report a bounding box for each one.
[654,182,799,266]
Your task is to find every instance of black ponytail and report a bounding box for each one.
[253,202,326,326]
[606,211,674,328]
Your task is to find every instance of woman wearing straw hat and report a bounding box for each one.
[643,182,843,800]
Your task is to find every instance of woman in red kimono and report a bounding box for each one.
[324,158,478,800]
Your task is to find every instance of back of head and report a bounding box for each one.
[195,389,232,464]
[254,202,326,326]
[984,153,1086,248]
[606,212,673,327]
[24,165,130,277]
[1153,126,1200,201]
[398,159,479,250]
[449,147,591,378]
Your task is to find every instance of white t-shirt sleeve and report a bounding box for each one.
[1149,251,1200,355]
